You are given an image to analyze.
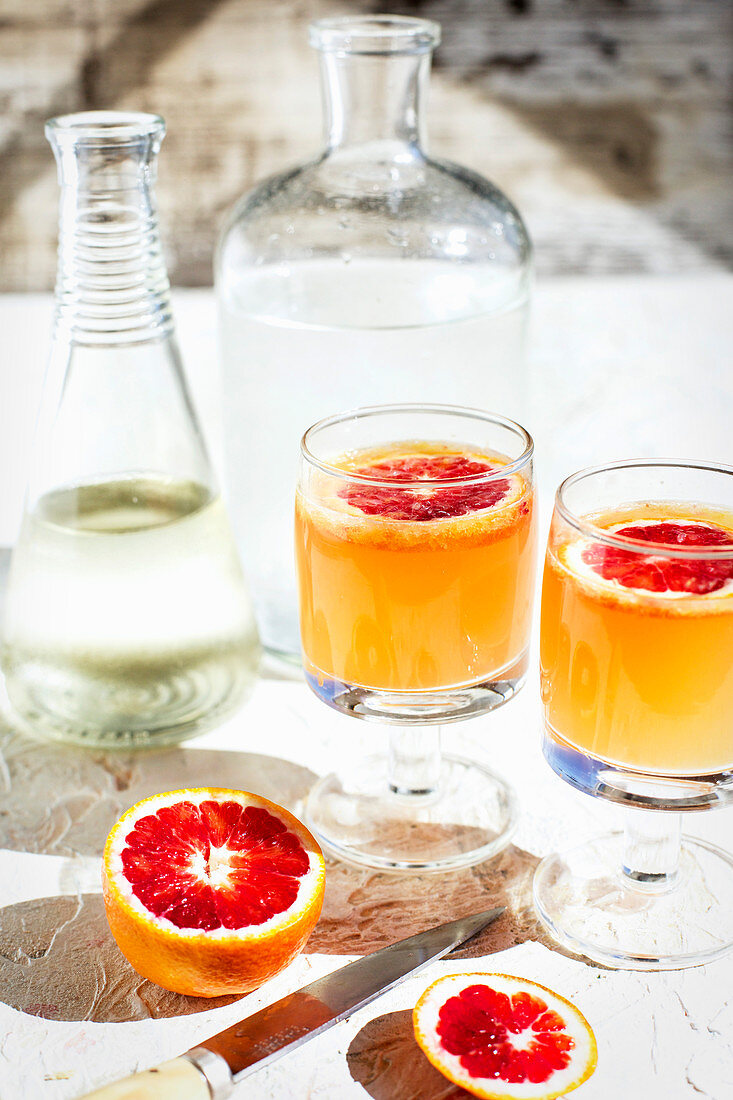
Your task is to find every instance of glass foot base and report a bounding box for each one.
[534,833,733,970]
[305,753,518,872]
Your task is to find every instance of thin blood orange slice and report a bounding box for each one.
[580,520,733,595]
[340,452,513,521]
[102,788,325,997]
[413,973,597,1100]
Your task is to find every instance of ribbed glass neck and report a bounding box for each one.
[46,112,174,346]
[310,16,439,152]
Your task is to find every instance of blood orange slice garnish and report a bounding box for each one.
[339,452,512,521]
[413,973,597,1100]
[581,520,733,595]
[102,788,325,997]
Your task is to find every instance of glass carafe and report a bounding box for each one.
[216,15,532,663]
[2,112,260,748]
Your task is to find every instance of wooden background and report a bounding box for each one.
[1,0,731,289]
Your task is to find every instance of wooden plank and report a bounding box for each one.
[0,0,730,288]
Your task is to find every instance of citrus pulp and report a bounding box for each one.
[340,450,514,521]
[581,519,733,595]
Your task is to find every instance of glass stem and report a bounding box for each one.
[388,725,441,796]
[621,807,682,892]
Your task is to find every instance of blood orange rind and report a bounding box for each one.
[413,972,597,1100]
[102,788,325,998]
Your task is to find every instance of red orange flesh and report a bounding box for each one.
[582,521,733,595]
[341,453,512,521]
[102,788,325,997]
[413,973,597,1100]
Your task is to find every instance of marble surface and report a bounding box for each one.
[0,280,732,1098]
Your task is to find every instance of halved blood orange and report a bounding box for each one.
[581,520,733,595]
[413,973,597,1100]
[102,788,325,997]
[340,451,513,521]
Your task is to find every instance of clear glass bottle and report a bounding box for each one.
[2,112,260,748]
[216,15,532,663]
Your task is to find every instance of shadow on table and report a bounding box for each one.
[348,1009,471,1099]
[337,849,552,1099]
[0,725,318,1021]
[0,725,317,859]
[0,723,551,1024]
[0,893,241,1022]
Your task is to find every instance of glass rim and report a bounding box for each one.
[556,458,733,560]
[309,15,441,56]
[300,403,534,488]
[45,111,166,145]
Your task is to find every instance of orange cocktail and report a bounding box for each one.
[541,503,733,776]
[296,406,535,873]
[296,441,536,693]
[534,463,733,971]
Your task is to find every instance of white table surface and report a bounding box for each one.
[0,277,732,1099]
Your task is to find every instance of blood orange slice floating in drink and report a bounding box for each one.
[102,788,325,997]
[578,519,733,596]
[413,973,597,1100]
[339,450,514,521]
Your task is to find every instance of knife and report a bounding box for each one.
[79,906,503,1099]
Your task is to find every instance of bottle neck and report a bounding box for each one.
[319,51,430,152]
[50,127,173,346]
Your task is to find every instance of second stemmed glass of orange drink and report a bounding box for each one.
[295,404,537,870]
[535,460,733,968]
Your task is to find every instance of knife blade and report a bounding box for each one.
[78,906,503,1099]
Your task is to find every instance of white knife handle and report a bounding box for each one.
[77,1050,233,1100]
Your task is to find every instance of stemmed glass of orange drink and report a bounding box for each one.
[295,404,537,871]
[535,460,733,968]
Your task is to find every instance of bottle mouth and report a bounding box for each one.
[45,111,166,147]
[309,15,440,56]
